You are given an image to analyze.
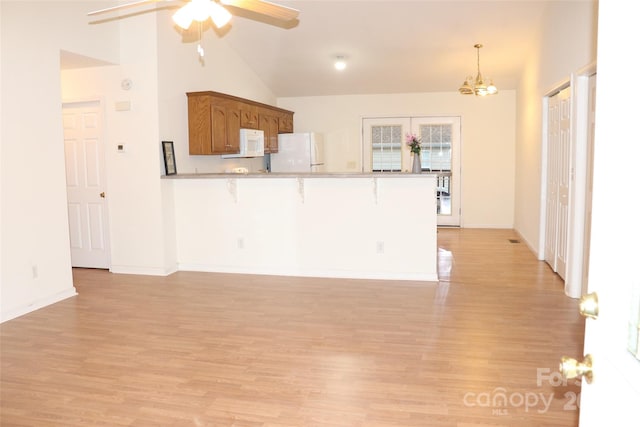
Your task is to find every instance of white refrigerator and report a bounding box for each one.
[270,132,325,173]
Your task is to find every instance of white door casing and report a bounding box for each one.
[578,1,640,425]
[581,74,596,296]
[62,102,110,269]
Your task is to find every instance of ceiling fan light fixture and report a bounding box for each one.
[172,0,231,30]
[191,0,212,22]
[172,4,194,29]
[209,2,232,28]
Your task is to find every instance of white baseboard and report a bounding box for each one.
[0,287,78,323]
[109,264,178,276]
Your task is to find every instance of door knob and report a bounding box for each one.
[99,192,105,198]
[559,354,593,384]
[579,292,599,319]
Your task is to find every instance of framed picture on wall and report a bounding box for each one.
[162,141,177,175]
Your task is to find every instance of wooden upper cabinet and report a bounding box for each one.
[187,93,241,155]
[187,91,294,155]
[278,113,294,133]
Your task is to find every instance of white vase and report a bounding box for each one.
[412,153,422,173]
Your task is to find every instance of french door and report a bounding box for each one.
[362,116,461,226]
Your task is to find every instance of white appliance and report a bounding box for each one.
[221,129,264,158]
[271,132,325,172]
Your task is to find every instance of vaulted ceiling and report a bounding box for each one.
[67,1,580,98]
[221,0,553,97]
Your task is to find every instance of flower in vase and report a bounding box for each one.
[405,133,422,154]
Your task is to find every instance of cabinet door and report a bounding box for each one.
[278,113,294,133]
[267,115,279,153]
[226,108,241,153]
[188,95,213,154]
[210,105,228,154]
[240,107,259,129]
[259,114,279,154]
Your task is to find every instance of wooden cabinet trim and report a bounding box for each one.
[187,91,294,116]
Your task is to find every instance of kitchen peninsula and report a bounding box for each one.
[166,173,438,281]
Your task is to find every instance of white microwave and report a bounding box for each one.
[221,129,264,158]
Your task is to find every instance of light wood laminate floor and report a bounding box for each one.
[1,228,584,426]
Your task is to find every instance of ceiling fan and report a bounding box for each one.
[88,0,300,29]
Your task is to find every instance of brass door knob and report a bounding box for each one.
[560,354,593,384]
[100,192,105,198]
[579,292,599,319]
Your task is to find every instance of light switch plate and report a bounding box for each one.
[115,101,131,111]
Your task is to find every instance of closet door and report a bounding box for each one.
[545,87,571,279]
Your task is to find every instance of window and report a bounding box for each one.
[371,125,402,172]
[418,123,452,172]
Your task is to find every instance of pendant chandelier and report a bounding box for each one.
[458,44,498,96]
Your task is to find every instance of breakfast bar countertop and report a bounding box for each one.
[163,172,438,179]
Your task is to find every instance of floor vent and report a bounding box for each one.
[508,239,520,244]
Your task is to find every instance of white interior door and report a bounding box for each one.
[577,2,640,424]
[556,87,571,279]
[62,101,110,269]
[544,87,571,279]
[544,92,559,270]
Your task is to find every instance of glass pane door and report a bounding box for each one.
[413,117,461,226]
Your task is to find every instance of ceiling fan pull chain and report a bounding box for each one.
[197,21,204,58]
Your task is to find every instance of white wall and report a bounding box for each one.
[277,91,516,228]
[0,1,120,321]
[174,175,438,281]
[514,1,597,251]
[2,1,278,320]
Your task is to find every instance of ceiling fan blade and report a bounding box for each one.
[220,0,299,21]
[87,0,167,16]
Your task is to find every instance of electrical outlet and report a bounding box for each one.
[237,237,244,249]
[376,241,384,254]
